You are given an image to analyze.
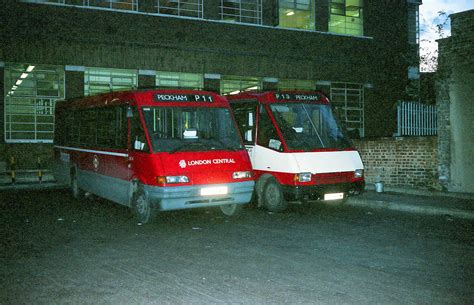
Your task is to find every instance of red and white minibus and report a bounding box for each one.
[227,91,364,212]
[53,89,254,223]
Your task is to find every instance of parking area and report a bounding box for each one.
[1,189,473,303]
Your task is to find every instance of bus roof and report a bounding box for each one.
[55,89,229,110]
[226,90,330,105]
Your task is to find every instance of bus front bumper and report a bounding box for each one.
[144,180,255,211]
[282,181,365,202]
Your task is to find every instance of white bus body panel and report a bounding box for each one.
[248,145,363,174]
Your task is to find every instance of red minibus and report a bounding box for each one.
[53,89,254,223]
[227,91,364,212]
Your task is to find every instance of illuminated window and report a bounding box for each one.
[156,0,203,18]
[4,63,64,142]
[220,76,262,95]
[328,0,363,36]
[156,72,203,89]
[278,0,315,30]
[278,79,315,90]
[84,68,137,96]
[220,0,262,24]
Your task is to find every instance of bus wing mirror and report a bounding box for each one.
[126,106,133,118]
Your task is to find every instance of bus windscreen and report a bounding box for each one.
[142,107,243,153]
[269,103,352,151]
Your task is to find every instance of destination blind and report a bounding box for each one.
[154,94,214,103]
[274,93,321,101]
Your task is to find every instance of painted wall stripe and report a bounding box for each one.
[55,146,128,157]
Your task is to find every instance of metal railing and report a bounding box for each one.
[397,101,437,136]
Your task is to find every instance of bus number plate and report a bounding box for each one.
[200,186,228,196]
[324,193,344,201]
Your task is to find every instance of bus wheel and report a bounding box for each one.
[220,204,242,216]
[71,171,84,200]
[262,177,288,212]
[132,186,156,224]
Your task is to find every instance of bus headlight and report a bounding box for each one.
[157,175,189,185]
[354,169,364,178]
[296,172,312,183]
[232,171,252,179]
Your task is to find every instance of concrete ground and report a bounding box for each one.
[1,188,473,304]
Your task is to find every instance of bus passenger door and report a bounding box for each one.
[230,102,257,165]
[128,106,150,180]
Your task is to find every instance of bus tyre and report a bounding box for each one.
[262,177,288,213]
[71,172,84,200]
[220,204,242,217]
[132,186,156,224]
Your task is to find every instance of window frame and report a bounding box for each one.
[156,71,204,89]
[84,67,138,96]
[328,0,364,36]
[4,63,65,143]
[220,0,263,25]
[330,82,364,138]
[155,0,203,18]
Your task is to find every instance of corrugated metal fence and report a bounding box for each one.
[397,101,437,136]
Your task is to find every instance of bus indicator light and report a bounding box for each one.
[157,176,190,185]
[232,171,252,179]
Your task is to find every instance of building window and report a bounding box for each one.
[278,0,315,30]
[277,79,315,90]
[220,0,262,25]
[406,66,420,100]
[156,0,203,18]
[4,63,65,143]
[328,0,363,36]
[84,68,137,96]
[156,72,203,89]
[35,0,138,11]
[330,82,364,137]
[407,3,420,44]
[220,76,262,95]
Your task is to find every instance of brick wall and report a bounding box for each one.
[436,10,474,193]
[353,137,439,190]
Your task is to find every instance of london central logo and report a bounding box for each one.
[179,159,236,168]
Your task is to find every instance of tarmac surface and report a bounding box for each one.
[1,180,473,220]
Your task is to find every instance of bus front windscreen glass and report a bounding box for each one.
[142,107,243,153]
[269,103,352,150]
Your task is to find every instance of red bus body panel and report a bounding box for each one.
[53,89,254,211]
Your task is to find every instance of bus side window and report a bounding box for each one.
[257,105,282,151]
[130,107,149,152]
[231,102,257,145]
